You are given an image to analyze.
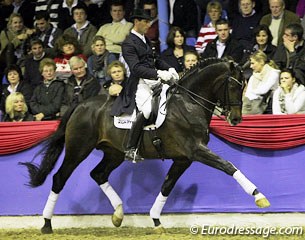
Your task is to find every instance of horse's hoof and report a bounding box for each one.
[41,225,53,234]
[112,204,124,227]
[153,224,166,234]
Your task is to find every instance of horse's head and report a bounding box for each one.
[217,61,244,126]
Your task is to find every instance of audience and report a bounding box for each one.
[87,36,116,86]
[183,50,199,71]
[273,68,305,114]
[60,56,100,116]
[160,26,195,74]
[104,60,126,97]
[30,58,65,121]
[242,50,280,115]
[2,92,34,122]
[35,0,63,28]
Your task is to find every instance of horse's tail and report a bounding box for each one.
[19,106,77,187]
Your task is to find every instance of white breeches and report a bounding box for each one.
[136,79,160,119]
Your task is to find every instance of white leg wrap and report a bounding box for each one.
[233,170,257,196]
[150,192,168,219]
[100,182,123,210]
[42,191,59,219]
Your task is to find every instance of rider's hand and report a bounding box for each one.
[157,70,172,81]
[168,68,179,81]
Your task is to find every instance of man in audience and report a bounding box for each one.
[96,1,133,59]
[35,0,63,28]
[273,23,305,85]
[201,18,244,63]
[260,0,300,46]
[64,2,97,57]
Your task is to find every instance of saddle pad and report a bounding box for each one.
[114,84,169,130]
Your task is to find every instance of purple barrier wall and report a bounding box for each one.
[1,134,305,216]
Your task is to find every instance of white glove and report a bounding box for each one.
[168,68,179,81]
[157,70,173,81]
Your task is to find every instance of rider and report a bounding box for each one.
[118,8,179,162]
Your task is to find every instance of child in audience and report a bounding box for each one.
[104,60,126,96]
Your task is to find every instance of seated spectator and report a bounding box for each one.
[0,13,35,69]
[201,19,244,63]
[273,68,305,114]
[260,0,300,46]
[273,23,305,85]
[195,0,223,54]
[231,0,261,52]
[30,58,65,121]
[87,36,116,85]
[11,0,35,29]
[242,50,280,115]
[22,38,52,89]
[57,0,80,31]
[32,11,62,51]
[35,0,62,28]
[63,2,97,57]
[160,26,195,74]
[60,56,100,116]
[96,1,133,59]
[2,92,34,121]
[0,64,32,113]
[104,60,126,96]
[183,50,199,71]
[54,34,87,81]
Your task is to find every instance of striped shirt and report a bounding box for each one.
[195,22,217,54]
[35,0,62,28]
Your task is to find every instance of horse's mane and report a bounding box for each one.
[179,57,230,83]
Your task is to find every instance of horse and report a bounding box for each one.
[20,58,270,234]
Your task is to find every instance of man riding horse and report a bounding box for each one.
[114,8,179,162]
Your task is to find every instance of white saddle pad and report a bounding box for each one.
[114,84,169,130]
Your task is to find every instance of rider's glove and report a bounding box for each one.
[157,70,173,81]
[168,68,179,81]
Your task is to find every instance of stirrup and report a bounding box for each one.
[124,148,144,163]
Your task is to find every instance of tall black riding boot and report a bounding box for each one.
[125,112,146,162]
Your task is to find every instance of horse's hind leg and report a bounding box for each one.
[192,144,270,208]
[150,159,192,232]
[41,141,96,234]
[90,147,125,227]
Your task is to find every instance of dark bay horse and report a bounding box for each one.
[20,58,270,234]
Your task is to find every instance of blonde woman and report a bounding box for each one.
[273,68,305,114]
[242,50,280,114]
[3,92,34,122]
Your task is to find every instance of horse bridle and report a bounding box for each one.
[172,71,243,120]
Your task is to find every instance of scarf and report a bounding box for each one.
[92,50,109,72]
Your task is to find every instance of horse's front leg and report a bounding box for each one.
[90,148,125,227]
[191,143,270,208]
[150,159,192,233]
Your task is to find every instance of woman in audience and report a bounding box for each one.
[242,50,280,115]
[0,64,32,113]
[30,58,65,121]
[195,1,223,54]
[60,56,101,116]
[54,34,86,81]
[2,92,34,122]
[104,60,126,97]
[160,26,195,74]
[87,36,116,85]
[273,68,305,114]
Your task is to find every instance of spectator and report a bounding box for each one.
[96,1,133,59]
[87,35,116,86]
[272,68,305,114]
[60,56,100,116]
[11,0,35,29]
[231,0,262,51]
[183,50,199,71]
[54,34,86,81]
[22,38,52,89]
[272,23,305,85]
[260,0,300,46]
[160,26,196,74]
[195,0,222,54]
[2,92,34,121]
[242,50,280,115]
[64,2,97,57]
[30,58,65,121]
[57,0,80,31]
[0,64,32,113]
[104,60,126,96]
[168,0,198,38]
[201,18,244,63]
[35,0,62,28]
